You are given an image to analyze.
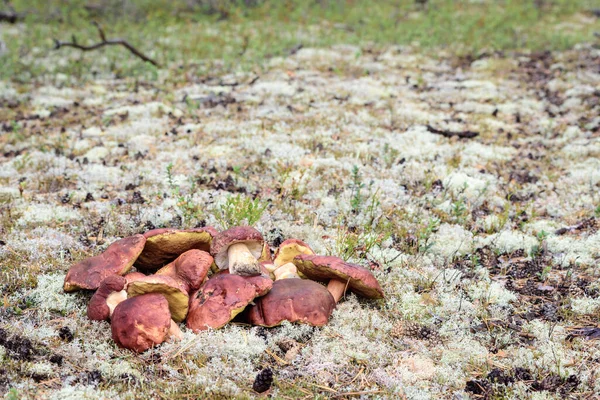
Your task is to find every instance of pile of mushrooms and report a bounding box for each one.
[63,226,384,353]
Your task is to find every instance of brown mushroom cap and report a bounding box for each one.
[273,239,314,267]
[63,234,146,292]
[186,273,272,332]
[111,293,171,353]
[210,226,264,269]
[293,255,384,299]
[87,275,128,321]
[245,279,335,327]
[155,249,212,293]
[134,227,218,272]
[126,275,189,322]
[217,267,273,296]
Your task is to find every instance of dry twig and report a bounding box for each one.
[426,124,479,139]
[53,21,160,67]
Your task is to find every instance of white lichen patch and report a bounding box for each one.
[25,274,83,316]
[478,230,539,255]
[16,203,82,227]
[428,223,474,261]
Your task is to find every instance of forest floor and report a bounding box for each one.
[1,2,600,399]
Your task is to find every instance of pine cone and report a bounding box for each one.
[253,368,273,393]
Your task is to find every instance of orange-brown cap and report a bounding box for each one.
[273,239,314,267]
[156,249,213,293]
[210,226,264,269]
[134,227,218,272]
[63,234,146,292]
[293,255,384,299]
[87,275,128,321]
[245,279,335,327]
[186,273,272,332]
[111,293,171,353]
[126,275,189,322]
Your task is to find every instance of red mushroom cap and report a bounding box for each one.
[186,273,272,332]
[293,255,384,299]
[63,234,146,292]
[245,279,335,327]
[111,293,171,353]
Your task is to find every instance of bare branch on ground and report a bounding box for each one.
[426,124,479,139]
[53,21,160,67]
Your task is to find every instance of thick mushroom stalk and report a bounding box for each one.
[211,226,264,276]
[273,263,300,280]
[326,279,348,303]
[106,290,127,315]
[228,242,261,276]
[168,320,183,341]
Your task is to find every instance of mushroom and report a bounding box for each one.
[273,239,314,267]
[124,271,146,282]
[134,227,218,272]
[260,261,278,278]
[272,263,300,280]
[216,263,274,294]
[111,293,179,353]
[292,255,384,303]
[87,275,128,321]
[155,249,213,293]
[87,272,148,321]
[258,241,272,262]
[126,275,189,322]
[63,234,146,292]
[210,226,264,276]
[245,279,335,327]
[186,273,272,332]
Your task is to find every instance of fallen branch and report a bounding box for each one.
[426,124,479,139]
[554,217,595,235]
[53,21,160,67]
[566,326,600,341]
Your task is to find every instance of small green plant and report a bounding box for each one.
[418,217,440,254]
[166,163,203,225]
[13,152,32,173]
[329,224,383,261]
[212,194,267,228]
[350,165,365,214]
[595,204,600,217]
[382,142,400,169]
[539,264,553,282]
[5,388,19,400]
[451,197,468,222]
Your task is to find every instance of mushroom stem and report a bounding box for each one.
[273,263,300,280]
[168,320,183,341]
[227,242,261,276]
[326,279,348,303]
[106,290,127,317]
